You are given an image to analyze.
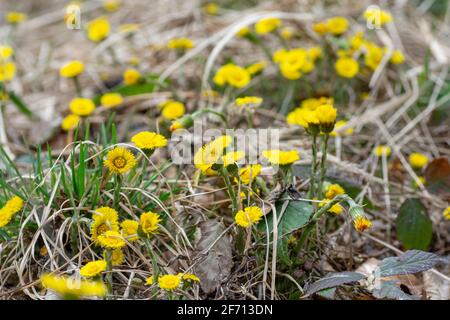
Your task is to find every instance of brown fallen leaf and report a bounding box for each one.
[424,157,450,199]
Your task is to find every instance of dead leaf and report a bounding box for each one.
[423,271,450,300]
[194,219,232,295]
[424,157,450,199]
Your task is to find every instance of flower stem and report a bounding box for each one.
[221,167,238,212]
[113,174,122,208]
[73,76,82,97]
[105,249,113,298]
[308,133,318,199]
[318,133,330,199]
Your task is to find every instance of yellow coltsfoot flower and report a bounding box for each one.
[6,12,27,25]
[123,69,141,85]
[325,184,345,200]
[69,98,96,117]
[97,230,126,249]
[235,206,263,228]
[353,216,372,232]
[61,114,80,131]
[262,150,299,166]
[60,60,84,78]
[131,131,167,150]
[408,152,429,170]
[158,274,181,291]
[87,16,110,42]
[104,147,136,174]
[316,104,337,133]
[335,57,359,78]
[239,164,262,184]
[390,50,405,65]
[90,207,119,243]
[40,274,107,299]
[120,219,139,242]
[140,211,161,236]
[80,260,107,278]
[100,93,123,108]
[235,96,263,109]
[160,100,186,120]
[105,248,125,266]
[213,64,251,88]
[0,61,16,82]
[167,37,194,51]
[255,18,282,35]
[373,145,391,157]
[325,16,349,35]
[0,196,24,228]
[443,207,450,220]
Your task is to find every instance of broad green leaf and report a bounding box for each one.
[306,272,366,295]
[396,198,432,250]
[378,250,447,277]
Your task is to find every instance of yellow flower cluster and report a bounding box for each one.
[0,45,16,82]
[234,206,263,228]
[0,196,24,228]
[273,48,320,80]
[214,63,251,88]
[167,38,194,51]
[287,99,337,134]
[194,135,233,174]
[313,16,349,36]
[40,274,107,299]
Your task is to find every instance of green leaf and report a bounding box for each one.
[396,198,432,250]
[260,196,313,265]
[8,91,33,118]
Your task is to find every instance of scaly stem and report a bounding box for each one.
[73,76,82,97]
[105,249,113,298]
[308,133,318,198]
[113,174,121,208]
[318,134,330,199]
[221,167,238,212]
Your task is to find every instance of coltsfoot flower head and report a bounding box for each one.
[246,61,267,75]
[213,64,251,88]
[0,45,14,60]
[373,145,391,157]
[103,0,121,12]
[87,16,110,42]
[443,207,450,220]
[262,150,299,166]
[90,207,119,243]
[104,147,136,174]
[409,152,428,169]
[100,93,123,108]
[235,206,263,228]
[330,120,354,137]
[235,96,263,109]
[121,219,139,242]
[80,260,107,278]
[325,184,345,200]
[335,57,359,78]
[69,98,96,117]
[236,27,250,38]
[364,8,392,26]
[353,215,372,232]
[160,100,186,120]
[167,38,194,51]
[131,131,167,150]
[0,196,24,228]
[40,274,107,299]
[221,151,245,167]
[106,248,125,266]
[326,16,349,35]
[60,60,84,78]
[203,3,219,15]
[146,276,154,285]
[255,18,282,34]
[97,230,126,249]
[6,12,27,25]
[61,114,80,131]
[123,68,141,85]
[312,21,328,35]
[281,27,294,40]
[140,211,161,236]
[390,50,405,65]
[0,61,16,82]
[316,104,337,133]
[158,274,181,291]
[239,164,262,184]
[319,199,343,215]
[194,135,233,173]
[178,273,200,283]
